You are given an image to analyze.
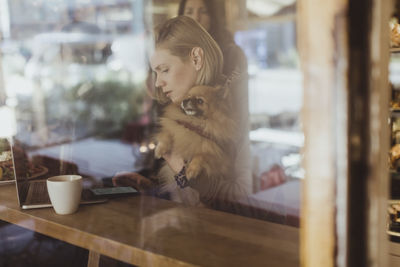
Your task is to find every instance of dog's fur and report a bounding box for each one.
[154,85,237,188]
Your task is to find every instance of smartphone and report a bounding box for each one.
[90,187,138,198]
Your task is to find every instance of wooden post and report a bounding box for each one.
[299,0,392,266]
[298,0,349,266]
[87,250,100,267]
[366,0,391,266]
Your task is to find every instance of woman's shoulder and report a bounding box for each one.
[224,43,245,60]
[220,40,247,75]
[219,33,243,56]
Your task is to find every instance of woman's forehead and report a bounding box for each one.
[150,48,183,69]
[150,49,171,68]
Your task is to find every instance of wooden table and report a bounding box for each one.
[389,240,400,265]
[0,184,299,267]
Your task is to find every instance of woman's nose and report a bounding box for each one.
[155,76,164,88]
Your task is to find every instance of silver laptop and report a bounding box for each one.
[10,141,107,209]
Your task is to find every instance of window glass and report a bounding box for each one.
[3,0,153,179]
[234,0,303,222]
[0,0,302,265]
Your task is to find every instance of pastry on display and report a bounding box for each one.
[0,158,14,181]
[0,139,13,181]
[390,144,400,170]
[391,83,400,109]
[391,19,400,48]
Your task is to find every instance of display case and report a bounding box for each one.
[386,16,400,264]
[389,48,400,199]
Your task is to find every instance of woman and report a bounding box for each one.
[114,16,245,207]
[178,0,247,76]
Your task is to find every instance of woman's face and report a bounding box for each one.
[183,0,211,32]
[150,48,198,103]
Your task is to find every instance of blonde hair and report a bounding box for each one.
[153,16,224,103]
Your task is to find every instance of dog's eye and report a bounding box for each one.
[196,98,204,105]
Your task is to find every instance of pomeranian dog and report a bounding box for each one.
[154,85,237,189]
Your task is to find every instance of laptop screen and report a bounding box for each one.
[10,139,30,204]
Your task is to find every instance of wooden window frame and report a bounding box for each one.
[299,0,392,266]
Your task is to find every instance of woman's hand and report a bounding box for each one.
[112,171,155,192]
[162,151,185,173]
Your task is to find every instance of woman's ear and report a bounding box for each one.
[190,47,204,71]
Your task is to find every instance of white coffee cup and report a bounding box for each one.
[47,175,83,215]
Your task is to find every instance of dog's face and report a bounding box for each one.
[180,85,221,117]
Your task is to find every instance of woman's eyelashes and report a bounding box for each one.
[153,68,168,78]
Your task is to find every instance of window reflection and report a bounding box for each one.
[234,0,302,225]
[2,0,153,183]
[0,0,303,227]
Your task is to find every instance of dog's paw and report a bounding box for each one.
[154,143,168,159]
[186,162,201,180]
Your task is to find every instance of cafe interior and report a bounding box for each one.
[0,0,398,266]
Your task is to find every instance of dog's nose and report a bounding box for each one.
[182,99,190,107]
[183,98,196,109]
